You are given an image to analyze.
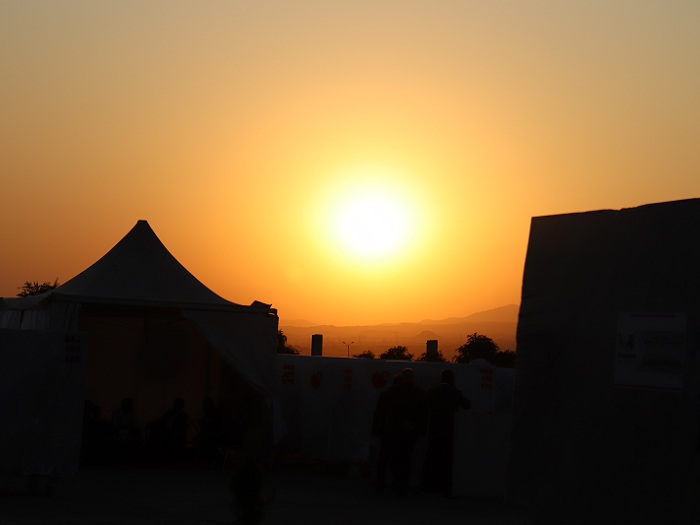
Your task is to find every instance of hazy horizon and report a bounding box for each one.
[278,303,519,328]
[279,303,519,359]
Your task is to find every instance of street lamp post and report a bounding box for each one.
[342,341,354,357]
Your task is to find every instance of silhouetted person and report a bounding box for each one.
[81,400,110,466]
[422,369,470,495]
[111,397,141,463]
[146,398,189,462]
[372,374,402,493]
[386,368,427,496]
[235,394,266,456]
[697,405,700,452]
[225,394,252,450]
[231,456,266,525]
[194,396,226,463]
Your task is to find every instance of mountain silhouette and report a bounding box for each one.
[279,304,518,359]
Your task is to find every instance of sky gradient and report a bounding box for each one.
[2,1,699,325]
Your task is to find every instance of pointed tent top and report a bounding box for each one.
[52,220,251,310]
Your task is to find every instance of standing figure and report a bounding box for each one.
[423,369,470,495]
[386,368,427,496]
[372,374,402,493]
[111,397,141,463]
[146,398,189,462]
[81,400,110,466]
[194,396,226,463]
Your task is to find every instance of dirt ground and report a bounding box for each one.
[1,464,531,525]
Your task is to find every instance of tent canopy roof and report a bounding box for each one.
[45,220,273,312]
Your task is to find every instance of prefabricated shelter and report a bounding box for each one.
[1,220,279,475]
[508,199,700,524]
[275,354,515,497]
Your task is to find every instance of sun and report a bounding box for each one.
[309,164,429,267]
[329,186,415,260]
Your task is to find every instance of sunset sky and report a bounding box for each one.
[2,2,699,326]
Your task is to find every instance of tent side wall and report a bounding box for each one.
[0,329,87,476]
[508,200,700,524]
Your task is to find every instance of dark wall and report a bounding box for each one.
[509,199,700,524]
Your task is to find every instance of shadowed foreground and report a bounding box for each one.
[1,465,528,525]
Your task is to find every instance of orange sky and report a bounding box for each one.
[2,2,699,325]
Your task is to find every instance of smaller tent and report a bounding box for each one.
[1,220,280,474]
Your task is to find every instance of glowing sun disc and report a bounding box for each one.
[331,189,413,259]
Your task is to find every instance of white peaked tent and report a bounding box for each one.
[1,220,281,473]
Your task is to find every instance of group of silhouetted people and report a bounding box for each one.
[372,367,470,497]
[80,395,252,467]
[79,371,469,488]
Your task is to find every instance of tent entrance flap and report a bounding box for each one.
[182,310,276,395]
[181,309,286,444]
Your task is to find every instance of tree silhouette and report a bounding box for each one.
[453,332,499,364]
[276,330,299,355]
[17,279,60,297]
[416,349,447,362]
[353,350,375,359]
[493,349,517,368]
[379,345,413,361]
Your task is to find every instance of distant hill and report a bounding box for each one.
[279,319,318,327]
[418,304,519,325]
[279,304,519,359]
